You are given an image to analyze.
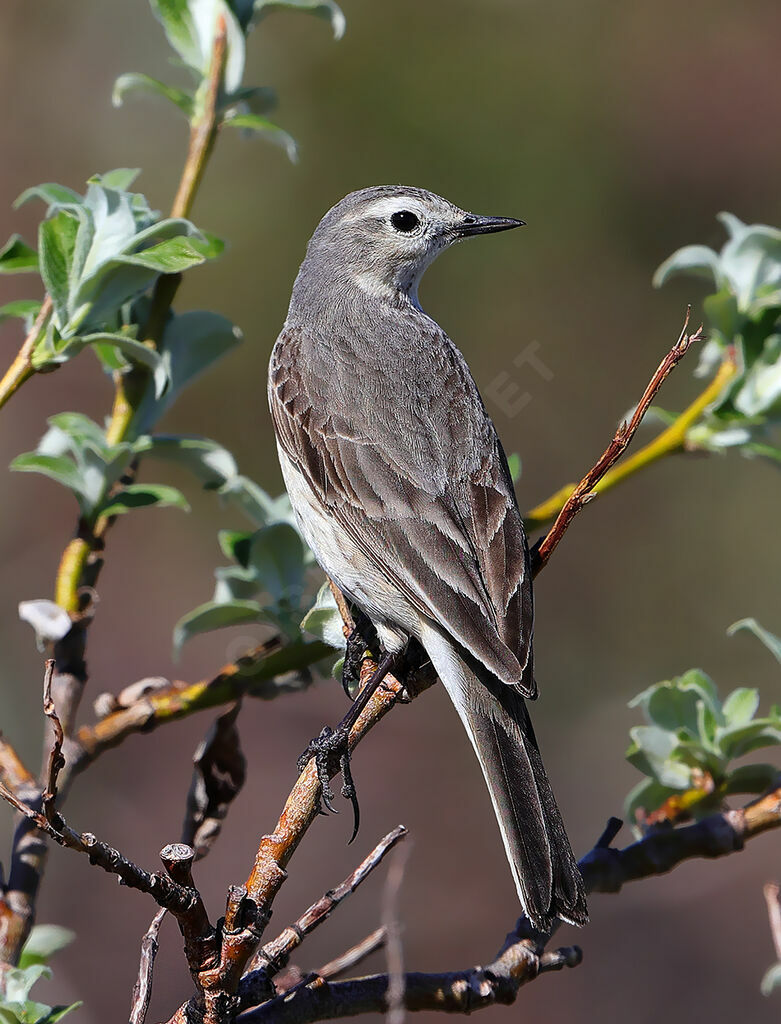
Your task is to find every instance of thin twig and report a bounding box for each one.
[316,928,387,982]
[383,841,410,1024]
[129,908,167,1024]
[531,307,704,574]
[764,883,781,963]
[239,828,407,1010]
[0,782,195,913]
[41,660,63,823]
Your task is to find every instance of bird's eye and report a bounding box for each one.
[390,210,420,233]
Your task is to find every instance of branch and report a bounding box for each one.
[41,660,63,824]
[0,782,196,912]
[239,828,407,1010]
[0,295,53,412]
[73,639,331,773]
[531,308,704,573]
[238,786,781,1023]
[129,908,167,1024]
[314,927,387,983]
[0,736,35,796]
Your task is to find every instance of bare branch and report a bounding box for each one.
[129,908,167,1024]
[160,844,219,979]
[240,828,407,1010]
[532,307,703,575]
[316,928,387,982]
[0,782,195,913]
[73,639,327,773]
[41,660,64,824]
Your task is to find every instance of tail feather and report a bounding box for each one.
[420,624,587,931]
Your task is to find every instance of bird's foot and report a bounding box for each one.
[297,725,361,842]
[341,608,380,698]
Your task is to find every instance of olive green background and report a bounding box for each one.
[1,1,780,1021]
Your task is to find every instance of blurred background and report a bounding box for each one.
[2,0,781,1020]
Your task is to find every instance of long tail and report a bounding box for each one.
[420,623,587,932]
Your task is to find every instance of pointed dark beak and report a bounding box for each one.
[455,214,525,237]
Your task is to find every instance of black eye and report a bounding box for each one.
[390,210,420,233]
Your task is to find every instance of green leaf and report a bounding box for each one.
[734,334,781,416]
[653,243,721,289]
[629,670,723,738]
[218,529,254,565]
[116,234,220,273]
[18,926,75,970]
[251,0,346,39]
[150,0,246,93]
[10,453,85,497]
[14,183,82,211]
[506,452,521,483]
[717,718,781,760]
[728,617,781,665]
[0,300,42,324]
[173,599,262,655]
[721,687,760,728]
[98,483,190,516]
[723,762,779,796]
[248,522,306,605]
[223,114,298,161]
[626,725,693,788]
[0,235,38,273]
[38,211,79,327]
[2,966,51,1005]
[112,72,193,118]
[761,962,781,997]
[41,1004,81,1023]
[138,435,239,486]
[89,168,142,191]
[137,310,242,429]
[213,565,259,602]
[300,582,345,649]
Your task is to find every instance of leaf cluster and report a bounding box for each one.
[0,927,79,1024]
[656,213,781,461]
[625,620,781,830]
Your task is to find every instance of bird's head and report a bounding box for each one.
[299,185,523,306]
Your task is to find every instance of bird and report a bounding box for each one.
[267,185,587,931]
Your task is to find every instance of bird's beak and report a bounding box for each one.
[455,214,525,237]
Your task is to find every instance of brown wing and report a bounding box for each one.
[269,322,535,696]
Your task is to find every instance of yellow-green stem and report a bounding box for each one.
[525,355,739,531]
[0,296,53,412]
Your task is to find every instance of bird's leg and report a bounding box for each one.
[341,606,379,698]
[297,650,398,842]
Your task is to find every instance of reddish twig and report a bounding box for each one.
[129,908,167,1024]
[532,306,703,574]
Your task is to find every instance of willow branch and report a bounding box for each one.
[238,786,781,1024]
[0,295,53,412]
[531,307,705,573]
[72,639,331,774]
